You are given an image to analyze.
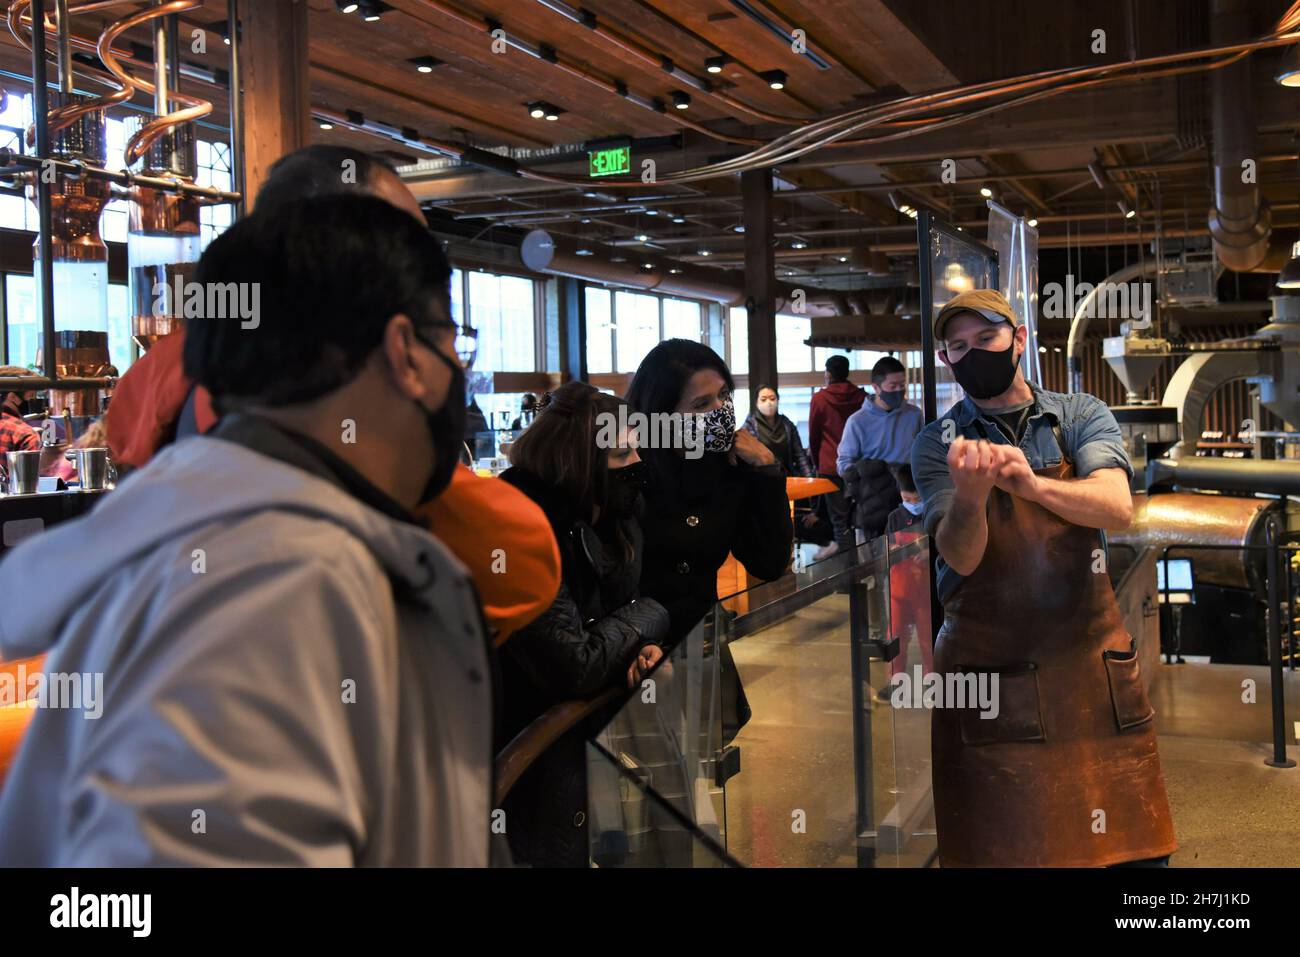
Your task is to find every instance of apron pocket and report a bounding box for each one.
[1103,640,1155,732]
[955,662,1046,746]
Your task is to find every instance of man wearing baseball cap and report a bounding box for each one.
[909,288,1176,868]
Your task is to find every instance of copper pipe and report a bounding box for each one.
[95,0,211,164]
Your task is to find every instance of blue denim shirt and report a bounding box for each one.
[910,382,1133,604]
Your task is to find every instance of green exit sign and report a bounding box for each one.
[589,146,631,178]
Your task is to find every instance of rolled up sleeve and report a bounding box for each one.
[910,425,954,539]
[1067,395,1133,479]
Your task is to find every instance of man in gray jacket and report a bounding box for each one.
[0,195,491,866]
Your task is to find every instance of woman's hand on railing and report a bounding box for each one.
[626,644,664,688]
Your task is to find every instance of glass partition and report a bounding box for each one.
[589,533,940,867]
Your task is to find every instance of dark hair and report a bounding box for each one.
[754,384,778,400]
[509,381,628,531]
[825,355,850,381]
[184,194,451,407]
[254,145,399,216]
[893,463,917,494]
[872,355,906,385]
[626,339,734,416]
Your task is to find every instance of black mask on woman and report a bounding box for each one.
[604,460,646,517]
[414,333,467,505]
[948,341,1019,400]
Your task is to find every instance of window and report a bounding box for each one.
[728,306,748,375]
[585,286,612,374]
[776,314,812,372]
[101,116,129,243]
[614,290,660,373]
[662,297,702,341]
[107,283,131,373]
[5,275,37,369]
[196,139,234,247]
[0,92,37,231]
[467,270,536,373]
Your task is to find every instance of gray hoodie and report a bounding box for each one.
[0,435,492,866]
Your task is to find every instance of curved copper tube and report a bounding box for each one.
[7,0,141,144]
[94,0,211,165]
[9,0,213,163]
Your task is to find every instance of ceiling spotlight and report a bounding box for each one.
[575,247,594,256]
[898,204,912,215]
[669,267,683,274]
[906,208,918,219]
[579,217,591,224]
[791,240,808,249]
[223,35,231,45]
[838,256,848,263]
[760,69,787,90]
[610,255,628,263]
[1126,208,1136,219]
[527,102,546,119]
[635,233,649,242]
[1117,200,1134,218]
[732,224,745,233]
[979,186,993,198]
[671,216,685,224]
[1027,217,1038,227]
[705,55,728,74]
[1038,346,1047,353]
[318,121,334,130]
[643,262,655,269]
[335,1,360,12]
[698,248,711,256]
[1277,240,1300,289]
[544,106,562,121]
[358,1,384,22]
[673,91,691,110]
[409,56,441,73]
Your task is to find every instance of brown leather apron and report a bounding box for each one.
[931,428,1177,867]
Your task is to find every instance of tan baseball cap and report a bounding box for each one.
[933,288,1019,342]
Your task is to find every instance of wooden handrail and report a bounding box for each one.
[494,686,623,807]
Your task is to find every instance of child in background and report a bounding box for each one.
[881,464,934,701]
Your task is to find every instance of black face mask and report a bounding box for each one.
[877,389,905,411]
[414,332,466,505]
[604,460,646,517]
[948,342,1019,400]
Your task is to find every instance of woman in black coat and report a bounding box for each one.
[627,340,794,644]
[497,381,670,867]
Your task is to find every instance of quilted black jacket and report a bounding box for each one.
[496,465,669,867]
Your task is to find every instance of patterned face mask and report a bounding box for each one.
[698,398,736,453]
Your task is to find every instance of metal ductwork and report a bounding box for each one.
[519,228,837,315]
[1207,0,1272,272]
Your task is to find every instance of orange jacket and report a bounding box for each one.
[104,331,559,644]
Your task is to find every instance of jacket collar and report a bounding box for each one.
[948,379,1062,429]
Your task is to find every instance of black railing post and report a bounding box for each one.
[1264,519,1295,768]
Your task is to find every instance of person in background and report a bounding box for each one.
[838,356,925,543]
[0,195,493,866]
[497,381,670,867]
[885,463,925,535]
[0,366,40,454]
[807,355,865,560]
[880,463,933,702]
[742,384,812,478]
[510,392,539,430]
[627,339,793,644]
[102,144,559,645]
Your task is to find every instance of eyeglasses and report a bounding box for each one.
[426,320,479,367]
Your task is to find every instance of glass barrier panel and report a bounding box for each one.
[585,613,728,864]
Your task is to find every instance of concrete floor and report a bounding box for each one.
[724,594,1300,867]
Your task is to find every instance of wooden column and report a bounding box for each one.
[237,0,311,208]
[742,168,778,391]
